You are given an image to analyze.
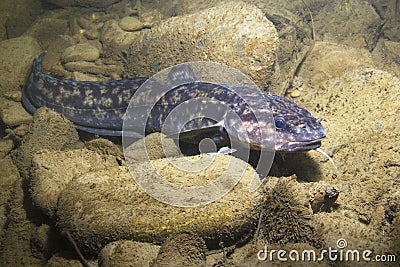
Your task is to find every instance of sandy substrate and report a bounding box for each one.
[0,0,399,266]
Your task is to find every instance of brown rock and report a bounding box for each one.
[125,1,278,90]
[119,16,144,31]
[11,108,79,179]
[99,240,160,267]
[62,43,100,63]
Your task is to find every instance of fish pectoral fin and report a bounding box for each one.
[165,126,221,143]
[165,122,224,140]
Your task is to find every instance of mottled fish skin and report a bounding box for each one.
[22,53,147,136]
[22,53,326,152]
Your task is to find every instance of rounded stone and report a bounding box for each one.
[118,16,144,32]
[57,155,264,254]
[125,1,278,90]
[100,20,140,48]
[61,43,100,63]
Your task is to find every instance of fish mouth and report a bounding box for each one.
[275,138,323,152]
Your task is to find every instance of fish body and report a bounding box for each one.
[22,54,325,152]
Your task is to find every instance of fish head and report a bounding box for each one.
[268,94,326,152]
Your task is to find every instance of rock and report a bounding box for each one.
[0,0,43,40]
[99,240,160,267]
[125,1,278,90]
[298,67,400,255]
[372,39,400,76]
[100,20,140,49]
[3,90,23,102]
[314,1,382,51]
[85,138,123,158]
[0,139,13,158]
[45,0,121,8]
[390,213,400,256]
[0,156,20,207]
[56,154,264,254]
[42,35,76,70]
[289,89,301,98]
[30,149,120,217]
[46,251,97,267]
[0,97,33,127]
[119,16,144,31]
[139,10,163,28]
[30,224,59,260]
[84,27,101,40]
[124,132,181,161]
[72,71,99,81]
[0,179,43,267]
[24,18,69,48]
[62,43,100,63]
[259,177,321,247]
[63,61,122,76]
[0,36,41,95]
[11,108,79,179]
[153,233,206,267]
[298,42,374,87]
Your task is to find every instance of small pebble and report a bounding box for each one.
[290,89,301,98]
[72,71,99,82]
[119,16,144,31]
[62,43,100,63]
[64,61,122,75]
[3,91,22,102]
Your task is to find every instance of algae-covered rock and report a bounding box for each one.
[0,36,41,95]
[124,132,180,161]
[125,1,278,90]
[0,97,33,127]
[46,251,97,267]
[298,42,374,87]
[57,154,264,254]
[0,179,43,267]
[13,108,79,179]
[389,213,400,256]
[260,176,322,248]
[0,156,20,244]
[99,240,160,267]
[154,233,206,267]
[12,108,79,179]
[30,149,120,218]
[30,224,60,260]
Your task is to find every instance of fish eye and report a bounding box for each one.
[274,116,286,129]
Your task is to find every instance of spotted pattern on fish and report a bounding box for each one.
[22,53,326,152]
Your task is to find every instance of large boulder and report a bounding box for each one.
[125,1,279,90]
